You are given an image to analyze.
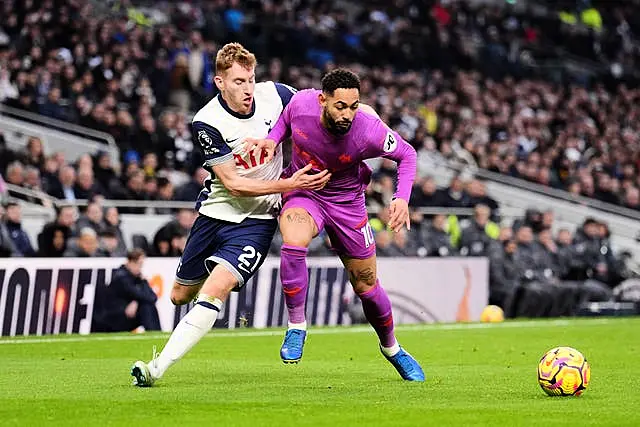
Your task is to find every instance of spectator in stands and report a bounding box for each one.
[119,170,147,214]
[76,201,104,236]
[93,151,120,197]
[488,239,522,316]
[154,177,175,215]
[510,226,559,317]
[41,155,60,195]
[104,207,128,255]
[98,228,126,257]
[151,208,195,257]
[92,249,161,333]
[37,225,69,258]
[74,167,102,200]
[421,214,456,257]
[169,53,193,112]
[441,175,468,208]
[39,87,68,121]
[37,205,76,257]
[174,167,208,202]
[20,137,45,170]
[374,229,394,257]
[64,227,100,257]
[4,161,26,200]
[0,132,16,175]
[0,204,19,257]
[409,176,443,230]
[465,180,499,220]
[3,202,35,257]
[459,204,499,256]
[48,165,77,201]
[385,229,417,257]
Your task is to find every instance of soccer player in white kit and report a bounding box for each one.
[130,43,330,386]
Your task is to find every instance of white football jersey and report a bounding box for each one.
[191,81,296,222]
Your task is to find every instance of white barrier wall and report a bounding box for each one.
[0,257,488,336]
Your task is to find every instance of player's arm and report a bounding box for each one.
[212,161,330,197]
[366,122,418,232]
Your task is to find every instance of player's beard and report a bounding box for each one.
[323,109,352,135]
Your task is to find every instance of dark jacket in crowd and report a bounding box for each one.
[459,222,494,256]
[422,226,456,257]
[5,220,35,256]
[92,265,160,332]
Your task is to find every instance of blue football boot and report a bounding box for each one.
[381,346,425,381]
[280,329,307,364]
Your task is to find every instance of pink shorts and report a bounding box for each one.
[281,190,375,259]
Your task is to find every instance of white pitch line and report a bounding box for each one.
[0,318,620,345]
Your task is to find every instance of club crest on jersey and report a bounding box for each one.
[198,130,219,154]
[384,132,397,153]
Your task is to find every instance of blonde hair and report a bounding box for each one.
[215,43,256,75]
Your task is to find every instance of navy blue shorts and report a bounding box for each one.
[175,215,277,289]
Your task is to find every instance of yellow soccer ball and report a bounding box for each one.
[538,346,590,396]
[480,305,504,323]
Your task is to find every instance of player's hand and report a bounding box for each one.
[388,198,410,233]
[243,138,276,163]
[287,164,331,191]
[124,301,138,319]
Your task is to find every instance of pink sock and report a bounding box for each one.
[357,280,397,348]
[280,244,309,324]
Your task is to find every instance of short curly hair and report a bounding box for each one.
[321,68,361,95]
[215,42,256,75]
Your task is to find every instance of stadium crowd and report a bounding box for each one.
[0,0,639,316]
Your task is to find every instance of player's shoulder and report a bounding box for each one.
[191,96,222,126]
[255,81,300,109]
[354,111,400,152]
[286,88,320,110]
[355,108,389,135]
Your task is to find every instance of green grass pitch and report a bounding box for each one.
[1,317,639,426]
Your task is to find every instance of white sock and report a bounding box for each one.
[380,341,401,357]
[287,321,307,331]
[149,295,222,379]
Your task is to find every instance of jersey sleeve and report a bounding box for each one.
[362,119,417,202]
[274,82,297,109]
[192,120,233,167]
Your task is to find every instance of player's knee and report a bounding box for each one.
[280,209,316,247]
[170,284,197,306]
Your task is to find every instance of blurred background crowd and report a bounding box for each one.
[1,0,640,317]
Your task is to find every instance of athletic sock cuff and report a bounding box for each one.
[281,244,308,256]
[196,294,223,311]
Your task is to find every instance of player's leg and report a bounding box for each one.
[340,254,424,381]
[340,255,394,345]
[131,264,236,387]
[278,192,324,363]
[327,196,424,381]
[131,218,277,386]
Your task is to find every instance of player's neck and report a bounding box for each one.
[218,93,255,119]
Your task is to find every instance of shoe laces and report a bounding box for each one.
[285,330,305,350]
[395,351,417,373]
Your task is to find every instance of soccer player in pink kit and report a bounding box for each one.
[245,69,424,381]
